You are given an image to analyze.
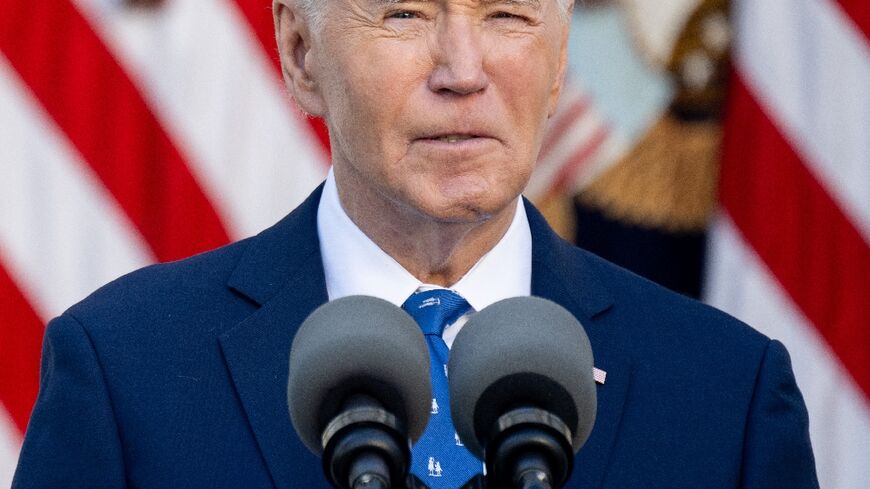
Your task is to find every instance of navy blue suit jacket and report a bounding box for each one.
[14,186,818,488]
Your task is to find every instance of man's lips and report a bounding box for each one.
[428,134,475,143]
[413,132,497,144]
[408,134,499,160]
[412,135,496,149]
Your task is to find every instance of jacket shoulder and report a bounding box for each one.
[63,237,254,338]
[578,245,767,344]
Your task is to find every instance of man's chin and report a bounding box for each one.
[430,208,493,226]
[416,197,514,226]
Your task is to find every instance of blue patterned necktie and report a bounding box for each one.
[402,289,482,488]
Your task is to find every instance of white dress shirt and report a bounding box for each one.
[317,168,532,347]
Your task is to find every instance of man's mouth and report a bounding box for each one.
[435,134,475,143]
[412,127,498,149]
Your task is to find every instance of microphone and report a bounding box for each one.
[287,296,432,489]
[448,297,597,489]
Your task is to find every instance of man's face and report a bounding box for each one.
[297,0,570,224]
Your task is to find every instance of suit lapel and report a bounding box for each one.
[219,186,330,489]
[526,200,632,489]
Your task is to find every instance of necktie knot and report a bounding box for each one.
[402,289,472,337]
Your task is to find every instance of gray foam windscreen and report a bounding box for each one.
[448,296,597,459]
[287,295,432,455]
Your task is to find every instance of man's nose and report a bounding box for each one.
[428,19,489,96]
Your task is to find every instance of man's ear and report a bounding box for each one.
[274,0,325,116]
[548,1,575,118]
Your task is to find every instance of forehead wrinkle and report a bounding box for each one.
[369,0,434,6]
[481,0,542,9]
[367,0,543,7]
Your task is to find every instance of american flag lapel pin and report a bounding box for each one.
[593,367,607,385]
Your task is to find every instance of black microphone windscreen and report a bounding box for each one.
[287,295,431,455]
[448,296,597,459]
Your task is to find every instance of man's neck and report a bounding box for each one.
[334,176,517,287]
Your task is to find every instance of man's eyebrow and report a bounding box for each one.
[481,0,543,9]
[370,0,432,6]
[371,0,543,7]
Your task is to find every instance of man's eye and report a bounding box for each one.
[387,11,419,20]
[489,11,527,21]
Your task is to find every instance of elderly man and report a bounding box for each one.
[13,0,817,487]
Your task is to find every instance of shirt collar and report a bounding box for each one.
[317,168,531,310]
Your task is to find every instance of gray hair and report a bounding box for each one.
[297,0,573,34]
[296,0,326,33]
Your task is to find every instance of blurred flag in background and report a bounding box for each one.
[707,0,870,487]
[1,0,868,487]
[0,0,325,484]
[566,2,869,486]
[568,0,727,298]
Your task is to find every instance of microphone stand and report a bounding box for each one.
[323,403,570,489]
[322,394,411,489]
[460,407,574,489]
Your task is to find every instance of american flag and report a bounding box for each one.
[706,1,870,487]
[0,0,613,484]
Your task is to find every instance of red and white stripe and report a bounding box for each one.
[0,56,155,484]
[71,0,329,237]
[525,78,624,200]
[0,1,604,484]
[706,1,870,487]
